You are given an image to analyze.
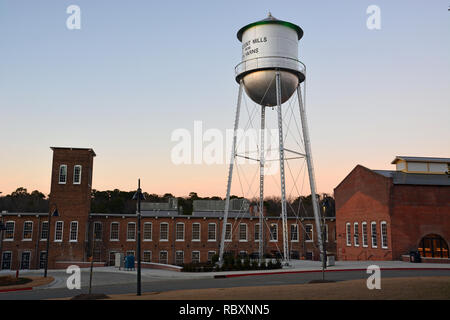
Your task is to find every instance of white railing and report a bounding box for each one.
[235,56,305,77]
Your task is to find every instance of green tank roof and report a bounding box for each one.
[237,13,304,42]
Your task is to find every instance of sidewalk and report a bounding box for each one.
[2,260,448,289]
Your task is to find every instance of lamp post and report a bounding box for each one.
[44,206,59,278]
[132,179,145,296]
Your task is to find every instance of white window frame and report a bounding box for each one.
[2,251,12,270]
[175,250,184,265]
[176,222,185,241]
[269,223,278,242]
[371,221,378,248]
[362,222,368,247]
[191,251,200,264]
[143,222,152,241]
[353,222,359,247]
[239,223,247,242]
[143,250,152,263]
[381,221,388,249]
[192,223,200,241]
[159,222,169,241]
[207,223,216,242]
[54,221,63,242]
[69,221,78,242]
[207,251,216,263]
[22,221,33,241]
[305,224,313,243]
[73,165,82,184]
[127,222,136,241]
[4,221,15,241]
[59,164,67,184]
[93,221,103,241]
[159,250,168,264]
[346,222,351,246]
[110,222,120,241]
[290,224,299,242]
[225,223,232,242]
[40,221,49,241]
[254,223,260,242]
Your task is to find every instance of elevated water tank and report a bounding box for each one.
[235,13,305,106]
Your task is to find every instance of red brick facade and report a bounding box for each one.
[335,165,450,261]
[0,147,336,270]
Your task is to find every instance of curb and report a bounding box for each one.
[213,267,450,279]
[0,287,33,293]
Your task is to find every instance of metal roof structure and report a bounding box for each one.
[391,156,450,164]
[237,12,303,41]
[372,170,450,186]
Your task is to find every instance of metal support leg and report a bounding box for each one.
[259,106,265,263]
[275,72,290,264]
[297,85,324,260]
[219,80,243,265]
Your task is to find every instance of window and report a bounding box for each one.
[176,223,184,241]
[254,223,260,242]
[59,165,67,184]
[346,223,351,246]
[305,224,313,242]
[160,223,168,241]
[41,221,49,240]
[381,222,388,249]
[239,223,247,242]
[175,251,184,265]
[418,234,449,258]
[4,221,14,240]
[362,222,368,247]
[371,222,378,248]
[208,223,216,241]
[73,165,82,184]
[20,251,31,270]
[93,222,102,240]
[127,222,136,241]
[70,221,78,242]
[126,250,135,258]
[23,221,33,240]
[225,223,232,241]
[110,222,119,241]
[1,252,12,270]
[143,222,152,241]
[270,224,278,241]
[39,251,47,269]
[109,251,118,266]
[55,221,63,241]
[353,223,359,247]
[159,251,168,264]
[192,223,200,241]
[192,251,200,264]
[290,224,299,242]
[143,251,152,263]
[207,251,216,263]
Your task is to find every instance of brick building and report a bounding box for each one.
[335,156,450,262]
[0,147,336,270]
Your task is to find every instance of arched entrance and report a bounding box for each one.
[418,234,449,258]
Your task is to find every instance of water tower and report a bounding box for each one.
[219,13,324,265]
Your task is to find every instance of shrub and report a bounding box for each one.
[267,260,274,269]
[251,260,259,270]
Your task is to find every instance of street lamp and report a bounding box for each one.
[132,179,145,296]
[44,206,59,278]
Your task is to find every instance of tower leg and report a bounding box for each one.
[219,80,243,265]
[259,106,265,263]
[275,72,290,264]
[297,85,324,260]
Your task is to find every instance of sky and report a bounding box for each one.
[0,0,449,198]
